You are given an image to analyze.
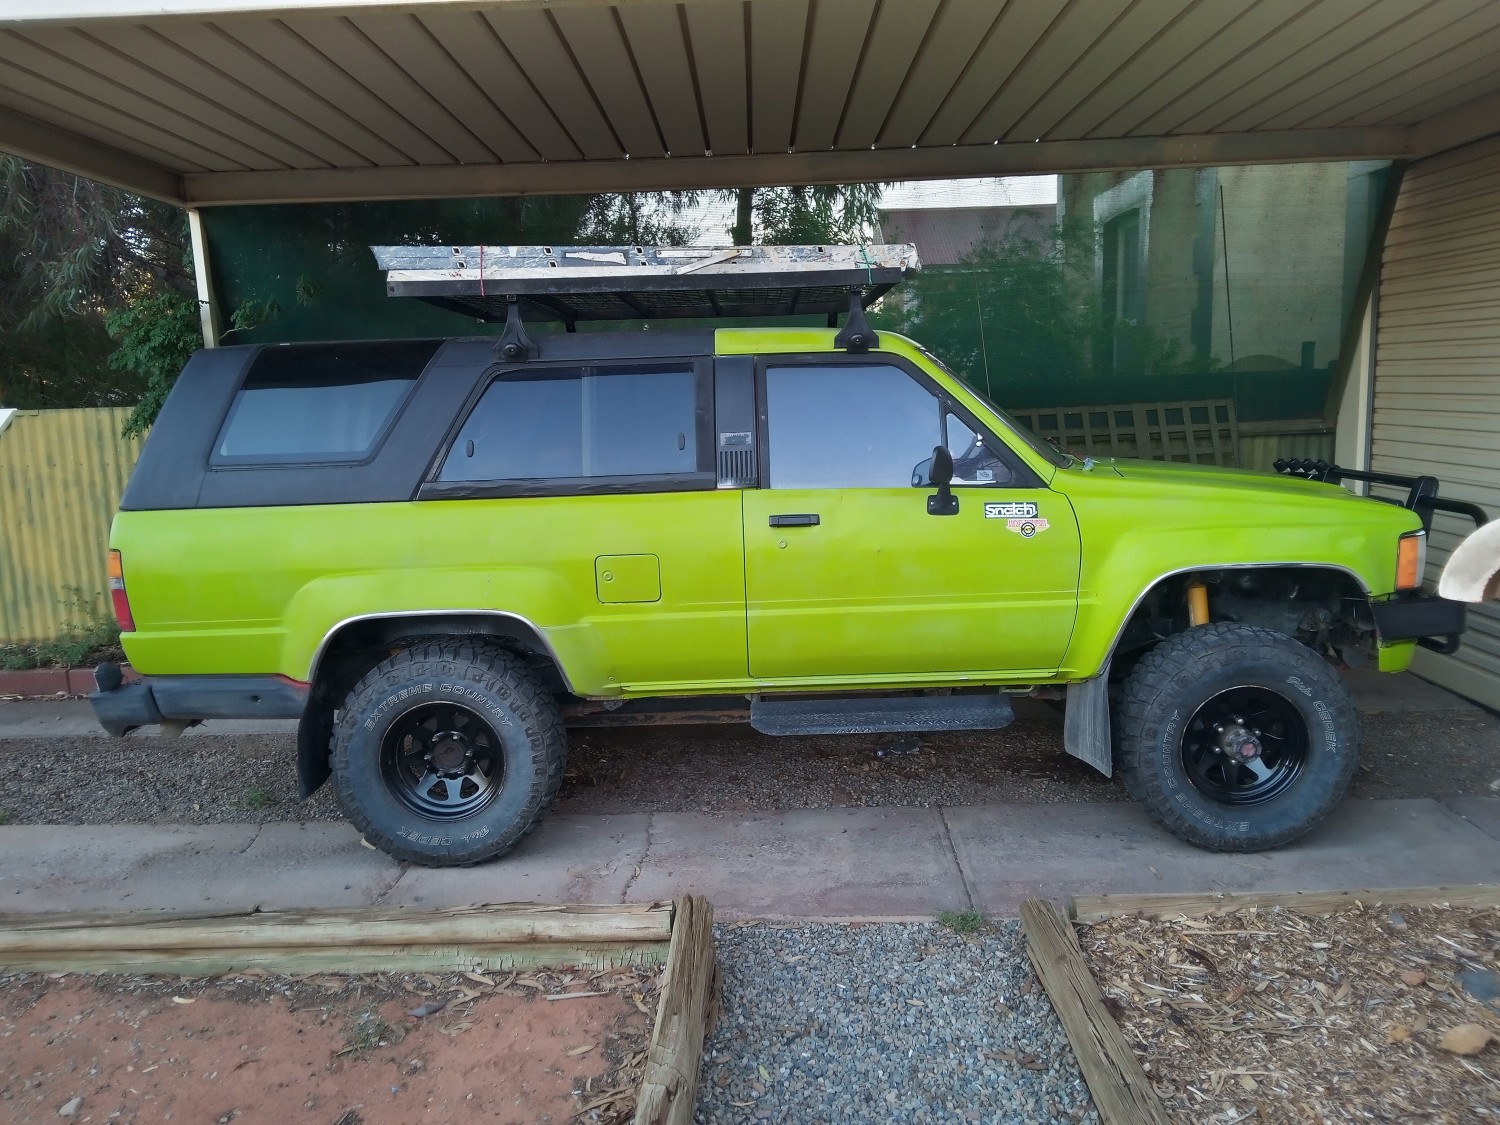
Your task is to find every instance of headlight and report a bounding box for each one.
[1396,531,1427,591]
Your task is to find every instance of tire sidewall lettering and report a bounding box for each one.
[1118,627,1360,850]
[333,648,559,865]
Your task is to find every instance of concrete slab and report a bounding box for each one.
[627,807,970,920]
[1344,669,1481,713]
[226,822,403,909]
[3,798,1497,922]
[0,824,261,913]
[1442,797,1500,841]
[387,813,650,908]
[0,699,295,740]
[946,798,1500,915]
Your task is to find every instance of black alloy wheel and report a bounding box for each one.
[1179,686,1308,805]
[1114,621,1359,852]
[381,702,504,820]
[331,640,568,867]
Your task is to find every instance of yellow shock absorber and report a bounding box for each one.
[1186,581,1210,627]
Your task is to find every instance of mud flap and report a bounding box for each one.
[296,700,334,799]
[1064,664,1112,777]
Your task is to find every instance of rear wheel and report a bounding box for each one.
[1115,622,1358,851]
[331,641,567,866]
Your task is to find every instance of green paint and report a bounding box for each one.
[114,330,1422,693]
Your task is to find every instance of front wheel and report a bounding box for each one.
[331,641,567,866]
[1114,623,1359,851]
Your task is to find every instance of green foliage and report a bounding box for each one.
[107,291,203,439]
[578,192,697,246]
[723,184,883,245]
[0,168,888,419]
[936,909,986,935]
[294,275,323,306]
[0,157,191,409]
[0,809,11,827]
[243,785,273,810]
[0,588,123,670]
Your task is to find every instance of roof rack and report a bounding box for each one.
[370,243,918,358]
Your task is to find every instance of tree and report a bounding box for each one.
[0,157,191,409]
[725,184,883,245]
[0,160,889,431]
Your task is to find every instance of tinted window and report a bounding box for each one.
[766,363,940,489]
[213,341,435,464]
[440,365,699,482]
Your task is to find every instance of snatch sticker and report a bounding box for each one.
[983,501,1038,519]
[1006,518,1050,538]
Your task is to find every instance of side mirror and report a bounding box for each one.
[926,446,959,516]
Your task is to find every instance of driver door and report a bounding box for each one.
[741,356,1080,681]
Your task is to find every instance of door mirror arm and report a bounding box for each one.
[926,446,959,516]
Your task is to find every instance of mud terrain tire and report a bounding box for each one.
[1115,622,1359,852]
[331,641,566,866]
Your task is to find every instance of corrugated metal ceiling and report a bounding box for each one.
[1,0,1498,205]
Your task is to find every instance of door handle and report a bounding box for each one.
[769,513,820,527]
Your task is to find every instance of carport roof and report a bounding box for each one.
[2,0,1498,206]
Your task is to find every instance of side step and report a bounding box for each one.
[750,694,1015,737]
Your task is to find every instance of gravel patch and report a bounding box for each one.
[559,706,1123,816]
[696,921,1097,1125]
[0,734,343,826]
[0,703,1496,827]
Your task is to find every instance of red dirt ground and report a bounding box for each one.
[0,970,652,1125]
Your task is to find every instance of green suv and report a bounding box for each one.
[90,245,1480,866]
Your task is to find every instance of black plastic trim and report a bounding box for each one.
[418,472,718,501]
[151,675,310,720]
[89,681,163,737]
[1370,594,1467,644]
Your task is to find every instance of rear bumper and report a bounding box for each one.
[89,666,308,736]
[1370,594,1467,655]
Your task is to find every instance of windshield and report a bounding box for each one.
[915,346,1070,468]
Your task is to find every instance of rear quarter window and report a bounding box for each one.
[211,341,439,465]
[436,362,708,485]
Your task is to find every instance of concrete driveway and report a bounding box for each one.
[2,672,1497,921]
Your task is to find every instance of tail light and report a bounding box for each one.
[1396,531,1426,591]
[107,549,136,632]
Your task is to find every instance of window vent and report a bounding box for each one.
[717,447,756,488]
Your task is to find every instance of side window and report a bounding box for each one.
[439,364,700,483]
[213,340,436,465]
[945,412,1013,487]
[765,363,941,489]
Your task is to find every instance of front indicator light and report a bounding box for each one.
[107,549,136,632]
[1396,531,1426,591]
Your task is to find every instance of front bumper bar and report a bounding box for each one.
[1370,594,1468,656]
[89,666,309,736]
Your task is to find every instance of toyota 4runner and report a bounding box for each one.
[88,244,1484,866]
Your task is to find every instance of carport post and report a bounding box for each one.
[187,208,222,348]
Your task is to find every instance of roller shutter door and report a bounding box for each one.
[1373,135,1500,707]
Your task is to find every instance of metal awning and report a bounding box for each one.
[2,0,1499,206]
[372,243,917,323]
